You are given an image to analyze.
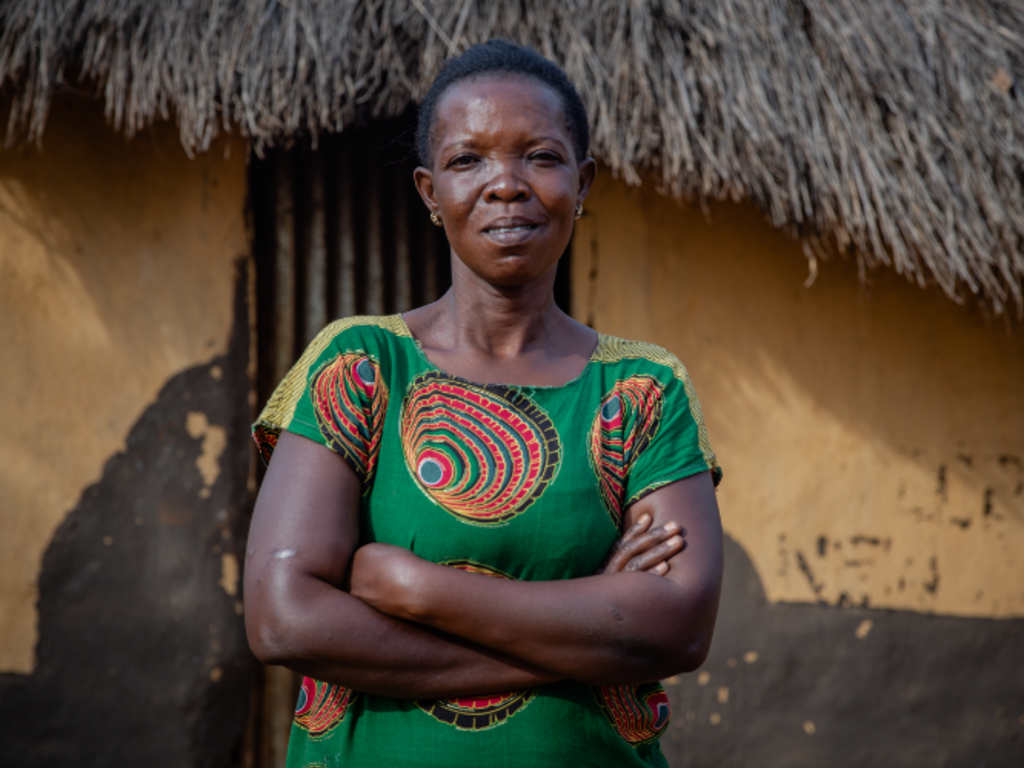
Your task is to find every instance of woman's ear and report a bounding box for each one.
[414,167,438,214]
[577,157,597,206]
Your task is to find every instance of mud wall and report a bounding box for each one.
[574,171,1024,765]
[0,96,254,765]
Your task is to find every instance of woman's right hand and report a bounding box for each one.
[597,514,684,576]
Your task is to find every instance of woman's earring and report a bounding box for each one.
[574,204,584,219]
[430,211,443,227]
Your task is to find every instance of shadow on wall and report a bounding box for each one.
[0,264,254,767]
[660,534,1024,767]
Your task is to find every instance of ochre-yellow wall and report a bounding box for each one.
[574,171,1024,618]
[0,98,248,672]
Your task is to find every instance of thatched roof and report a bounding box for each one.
[2,1,1023,314]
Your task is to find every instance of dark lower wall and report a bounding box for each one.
[661,534,1024,767]
[0,266,254,767]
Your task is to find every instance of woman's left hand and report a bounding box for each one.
[597,514,684,576]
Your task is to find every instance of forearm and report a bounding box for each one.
[349,474,723,685]
[247,570,560,699]
[388,567,719,685]
[245,431,559,699]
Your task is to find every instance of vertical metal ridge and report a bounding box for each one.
[333,133,358,319]
[271,150,296,384]
[392,157,412,312]
[363,140,385,316]
[300,147,328,344]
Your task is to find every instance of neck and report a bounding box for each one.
[434,254,565,359]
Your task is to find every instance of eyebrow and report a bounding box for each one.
[439,136,571,154]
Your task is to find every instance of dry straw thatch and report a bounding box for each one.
[2,0,1023,313]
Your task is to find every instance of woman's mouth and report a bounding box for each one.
[485,225,536,234]
[482,219,541,245]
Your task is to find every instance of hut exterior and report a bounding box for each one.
[1,1,1023,766]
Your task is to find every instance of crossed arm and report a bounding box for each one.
[244,430,723,698]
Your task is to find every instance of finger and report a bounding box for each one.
[602,542,636,573]
[641,535,685,572]
[602,515,654,572]
[618,514,653,546]
[623,535,685,573]
[623,521,681,555]
[631,521,679,548]
[658,520,681,538]
[605,523,680,573]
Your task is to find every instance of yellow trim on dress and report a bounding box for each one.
[256,315,410,433]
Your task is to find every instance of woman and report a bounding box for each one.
[246,40,724,768]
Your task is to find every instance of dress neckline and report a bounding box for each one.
[396,313,605,391]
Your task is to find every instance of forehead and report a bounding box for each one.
[434,74,569,145]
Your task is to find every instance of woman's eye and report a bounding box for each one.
[530,151,562,164]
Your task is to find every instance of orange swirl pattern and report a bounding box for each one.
[294,677,357,740]
[252,422,280,465]
[589,375,665,527]
[400,372,561,525]
[593,683,672,746]
[312,352,388,483]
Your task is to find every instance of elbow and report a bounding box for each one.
[575,626,716,686]
[243,560,324,666]
[246,615,289,666]
[625,629,712,682]
[245,606,292,666]
[650,607,719,678]
[244,585,304,666]
[665,586,721,675]
[672,629,714,673]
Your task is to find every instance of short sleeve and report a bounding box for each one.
[252,319,392,487]
[622,363,721,506]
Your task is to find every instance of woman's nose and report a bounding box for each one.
[483,161,531,203]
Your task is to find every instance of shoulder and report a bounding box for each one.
[592,334,723,489]
[306,314,413,359]
[591,334,694,387]
[281,315,412,392]
[254,316,411,443]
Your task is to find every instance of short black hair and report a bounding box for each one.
[416,40,590,167]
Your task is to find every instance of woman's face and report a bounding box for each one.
[414,75,595,289]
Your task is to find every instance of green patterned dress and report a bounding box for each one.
[253,315,722,768]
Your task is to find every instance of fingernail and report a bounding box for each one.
[639,514,651,524]
[664,521,679,532]
[669,535,683,546]
[656,563,669,574]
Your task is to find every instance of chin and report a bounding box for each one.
[453,241,563,287]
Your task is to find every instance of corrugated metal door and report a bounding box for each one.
[250,112,453,408]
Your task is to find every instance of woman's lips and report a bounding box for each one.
[482,222,540,246]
